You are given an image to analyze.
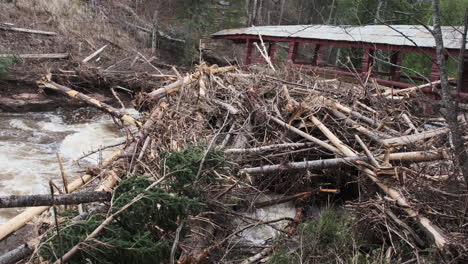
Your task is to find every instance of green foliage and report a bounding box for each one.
[268,209,382,264]
[40,145,225,263]
[161,144,225,198]
[0,56,15,76]
[40,176,205,264]
[171,0,246,64]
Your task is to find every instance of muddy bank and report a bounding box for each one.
[0,80,119,112]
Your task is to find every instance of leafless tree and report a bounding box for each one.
[432,0,468,189]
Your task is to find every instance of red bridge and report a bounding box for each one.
[212,25,468,99]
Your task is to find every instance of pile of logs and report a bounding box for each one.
[0,62,467,263]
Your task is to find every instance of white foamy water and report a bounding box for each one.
[0,108,131,223]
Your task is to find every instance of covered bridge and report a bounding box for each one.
[212,25,468,97]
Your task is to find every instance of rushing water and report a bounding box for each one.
[0,107,130,223]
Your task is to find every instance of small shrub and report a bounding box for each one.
[269,209,381,264]
[40,176,205,264]
[0,56,15,76]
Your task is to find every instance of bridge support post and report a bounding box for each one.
[288,41,298,64]
[268,42,277,63]
[243,39,253,65]
[390,52,404,82]
[362,48,374,78]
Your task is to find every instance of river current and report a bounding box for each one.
[0,107,129,223]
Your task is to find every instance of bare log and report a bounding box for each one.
[242,156,368,174]
[0,24,57,36]
[381,128,450,147]
[148,65,236,101]
[355,135,380,168]
[242,150,446,174]
[0,244,33,264]
[0,192,110,208]
[269,115,340,154]
[330,109,389,144]
[323,97,399,135]
[37,77,142,127]
[225,142,314,154]
[82,45,108,63]
[0,53,68,59]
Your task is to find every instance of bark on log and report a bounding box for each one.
[242,156,368,174]
[37,77,142,127]
[0,244,33,264]
[0,150,121,241]
[242,150,446,174]
[0,192,111,208]
[0,53,68,59]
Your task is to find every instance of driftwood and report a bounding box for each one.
[323,97,399,135]
[225,142,314,154]
[269,115,340,154]
[148,65,236,101]
[82,45,108,63]
[355,134,380,168]
[0,192,111,208]
[0,244,33,264]
[0,53,68,59]
[0,24,56,35]
[310,115,449,250]
[330,109,390,143]
[242,150,445,174]
[380,80,442,97]
[381,128,450,147]
[242,156,368,174]
[37,76,142,127]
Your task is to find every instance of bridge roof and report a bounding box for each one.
[212,25,467,50]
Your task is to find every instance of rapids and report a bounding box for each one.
[0,107,132,223]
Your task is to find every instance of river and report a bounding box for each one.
[0,107,129,223]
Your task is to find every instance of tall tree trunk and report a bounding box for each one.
[278,0,286,25]
[432,0,468,189]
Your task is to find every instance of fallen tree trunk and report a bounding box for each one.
[269,115,341,154]
[82,45,108,63]
[330,109,390,143]
[0,53,68,59]
[148,65,236,101]
[0,24,57,36]
[37,77,142,127]
[242,150,446,174]
[225,142,314,154]
[380,79,444,97]
[242,156,368,174]
[0,192,111,208]
[0,244,33,264]
[323,97,399,135]
[381,127,450,147]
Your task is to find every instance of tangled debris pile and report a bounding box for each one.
[1,61,467,263]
